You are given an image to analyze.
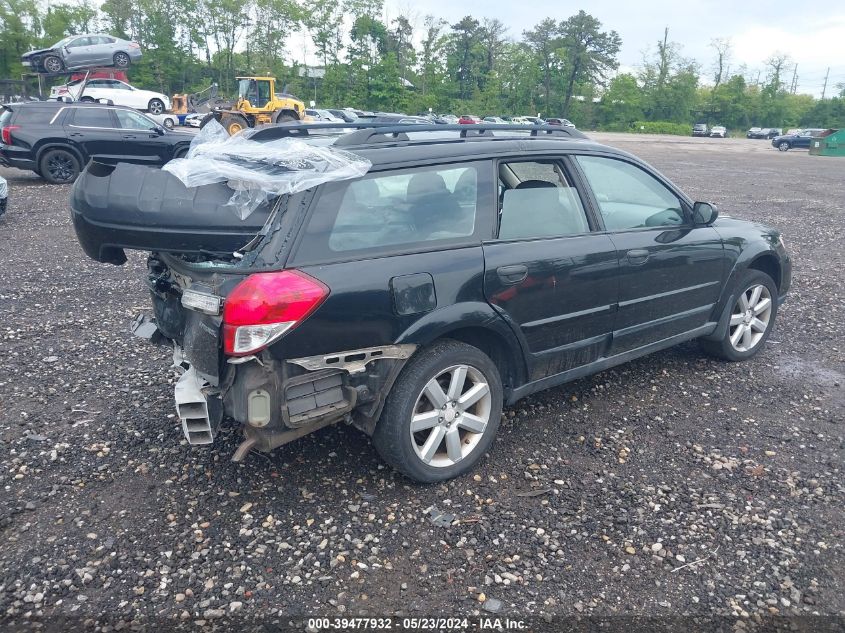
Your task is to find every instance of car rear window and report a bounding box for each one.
[13,108,58,124]
[294,162,491,263]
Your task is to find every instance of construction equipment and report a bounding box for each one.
[202,77,306,135]
[171,83,222,115]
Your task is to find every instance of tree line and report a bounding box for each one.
[2,0,844,131]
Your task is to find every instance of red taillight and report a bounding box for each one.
[1,125,20,145]
[222,270,329,356]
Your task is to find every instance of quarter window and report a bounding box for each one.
[297,163,483,261]
[576,156,686,230]
[497,160,590,239]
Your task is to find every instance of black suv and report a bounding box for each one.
[71,123,792,482]
[0,101,193,184]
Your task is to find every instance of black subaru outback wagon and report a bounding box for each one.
[71,123,791,482]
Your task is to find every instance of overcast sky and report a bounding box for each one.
[381,0,845,97]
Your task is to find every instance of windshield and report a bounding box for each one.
[237,79,251,98]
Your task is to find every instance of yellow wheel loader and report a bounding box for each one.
[201,77,307,135]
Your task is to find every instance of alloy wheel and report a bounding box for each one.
[114,52,130,67]
[729,284,773,352]
[47,154,74,182]
[409,364,492,468]
[44,56,62,73]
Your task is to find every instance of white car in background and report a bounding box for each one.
[146,112,179,129]
[50,78,170,114]
[710,125,727,138]
[184,113,205,128]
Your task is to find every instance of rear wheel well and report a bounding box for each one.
[36,143,84,167]
[436,327,523,395]
[748,254,781,291]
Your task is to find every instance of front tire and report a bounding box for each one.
[700,269,778,362]
[778,141,790,151]
[162,117,174,129]
[148,98,165,115]
[220,113,249,136]
[39,149,81,184]
[372,340,503,483]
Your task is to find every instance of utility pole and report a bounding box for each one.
[754,70,761,87]
[790,64,798,93]
[821,67,830,99]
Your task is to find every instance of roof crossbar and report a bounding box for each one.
[247,122,587,145]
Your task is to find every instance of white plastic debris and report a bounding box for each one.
[163,119,371,220]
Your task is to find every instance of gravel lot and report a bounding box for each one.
[1,134,843,630]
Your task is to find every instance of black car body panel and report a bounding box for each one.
[0,102,192,180]
[71,123,792,462]
[71,162,271,264]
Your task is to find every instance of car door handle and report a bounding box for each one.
[627,249,650,265]
[122,134,137,139]
[496,264,528,284]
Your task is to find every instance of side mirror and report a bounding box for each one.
[152,126,165,135]
[693,201,718,225]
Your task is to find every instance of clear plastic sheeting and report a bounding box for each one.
[163,120,371,220]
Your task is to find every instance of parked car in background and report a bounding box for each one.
[21,34,141,73]
[184,113,204,128]
[305,108,344,122]
[747,127,782,139]
[328,109,357,123]
[546,118,575,128]
[0,174,7,217]
[692,122,709,137]
[147,112,179,129]
[356,113,429,124]
[785,128,801,136]
[50,78,170,114]
[771,129,825,151]
[0,101,192,184]
[458,115,481,124]
[70,122,791,482]
[440,114,459,124]
[710,125,727,138]
[523,116,545,125]
[482,116,507,124]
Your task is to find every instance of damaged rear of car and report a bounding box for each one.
[71,122,392,460]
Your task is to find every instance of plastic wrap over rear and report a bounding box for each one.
[162,120,372,219]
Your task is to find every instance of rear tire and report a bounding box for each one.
[42,55,63,73]
[113,52,131,68]
[163,117,175,129]
[778,141,790,151]
[700,269,779,362]
[148,98,165,115]
[372,339,503,483]
[39,149,80,184]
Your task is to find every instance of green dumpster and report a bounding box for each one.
[809,128,845,156]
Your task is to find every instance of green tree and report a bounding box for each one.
[599,73,643,128]
[523,18,560,113]
[557,10,620,116]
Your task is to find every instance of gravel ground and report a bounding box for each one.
[0,134,843,630]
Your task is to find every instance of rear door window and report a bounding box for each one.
[294,161,492,263]
[497,160,590,239]
[68,107,116,128]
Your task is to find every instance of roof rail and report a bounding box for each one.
[249,122,587,145]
